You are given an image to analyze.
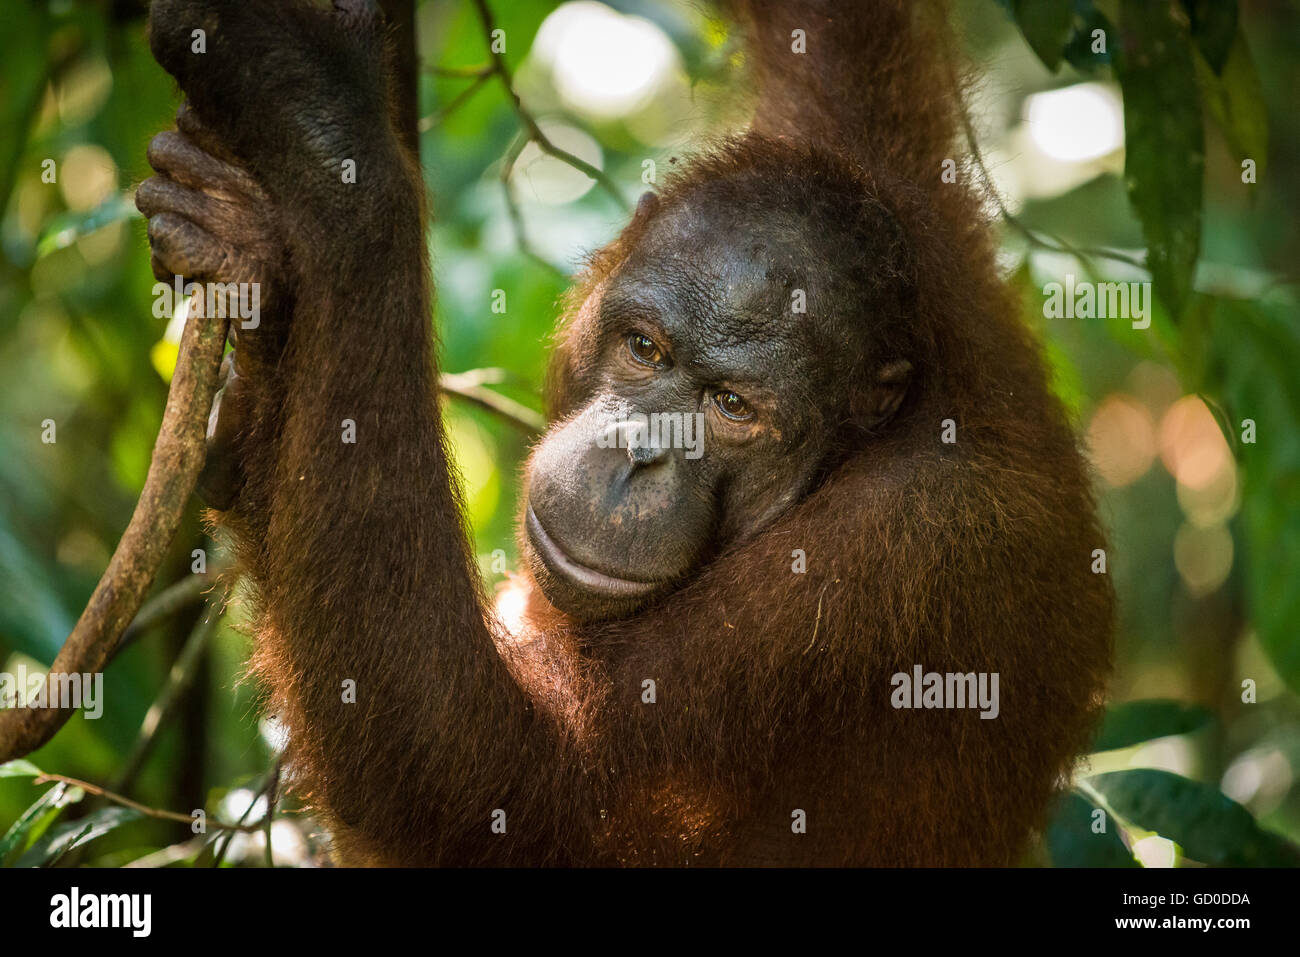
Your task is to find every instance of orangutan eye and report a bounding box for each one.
[628,332,665,366]
[714,390,753,421]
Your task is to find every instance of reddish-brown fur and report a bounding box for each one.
[148,0,1112,865]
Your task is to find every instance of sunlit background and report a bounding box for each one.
[0,0,1297,867]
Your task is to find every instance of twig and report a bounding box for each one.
[115,569,218,655]
[124,836,206,868]
[470,0,629,212]
[499,133,570,278]
[955,77,1146,273]
[0,296,230,764]
[1008,211,1146,274]
[426,63,494,79]
[31,773,265,833]
[440,366,531,389]
[263,766,279,867]
[212,761,281,866]
[110,593,226,796]
[420,69,493,132]
[439,369,546,434]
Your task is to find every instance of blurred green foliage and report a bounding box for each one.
[0,0,1298,867]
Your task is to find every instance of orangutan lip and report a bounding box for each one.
[526,506,661,598]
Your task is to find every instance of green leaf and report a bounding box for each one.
[1089,769,1300,866]
[1013,0,1075,71]
[34,194,139,259]
[1243,498,1300,694]
[16,806,143,867]
[1094,699,1215,751]
[0,784,70,865]
[0,521,77,662]
[1115,0,1204,317]
[0,0,49,216]
[1186,295,1300,693]
[1181,0,1237,74]
[0,759,44,778]
[1194,32,1268,177]
[1046,792,1138,867]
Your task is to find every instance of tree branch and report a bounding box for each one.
[955,87,1146,273]
[499,132,570,278]
[0,300,229,764]
[419,69,493,132]
[212,761,282,865]
[31,773,266,832]
[470,0,629,212]
[110,593,225,796]
[426,63,493,78]
[439,368,545,435]
[115,568,219,655]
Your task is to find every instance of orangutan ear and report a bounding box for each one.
[853,359,913,429]
[632,190,659,227]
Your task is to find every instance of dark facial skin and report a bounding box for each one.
[524,194,908,622]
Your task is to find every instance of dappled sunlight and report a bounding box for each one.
[532,1,681,120]
[1087,394,1157,487]
[1025,83,1125,163]
[1159,395,1233,491]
